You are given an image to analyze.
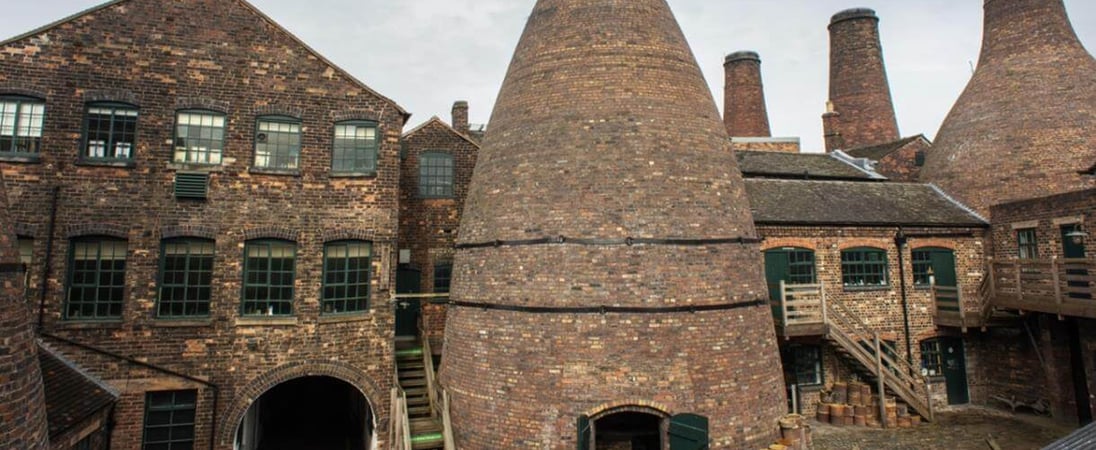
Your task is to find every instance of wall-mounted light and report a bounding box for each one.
[1065,224,1088,245]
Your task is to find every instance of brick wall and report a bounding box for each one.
[723,51,771,138]
[730,138,800,154]
[824,8,900,152]
[0,1,406,448]
[872,139,928,182]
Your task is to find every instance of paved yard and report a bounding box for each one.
[811,407,1074,450]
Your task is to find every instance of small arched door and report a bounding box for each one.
[235,376,373,450]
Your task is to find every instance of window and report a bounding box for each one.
[73,433,94,450]
[1017,229,1038,259]
[781,345,822,386]
[242,240,295,316]
[785,249,815,284]
[332,121,378,173]
[174,110,225,164]
[322,241,371,314]
[419,152,454,197]
[433,262,452,293]
[157,239,214,318]
[841,247,888,288]
[0,96,45,155]
[254,116,301,170]
[83,104,137,160]
[65,238,126,320]
[143,390,197,450]
[920,340,943,377]
[912,249,932,287]
[17,237,32,267]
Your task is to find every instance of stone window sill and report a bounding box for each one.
[235,316,298,327]
[153,318,213,328]
[167,162,223,172]
[797,383,824,393]
[59,319,124,329]
[75,159,136,168]
[330,171,377,179]
[843,286,891,292]
[318,312,372,324]
[0,154,42,164]
[248,167,300,177]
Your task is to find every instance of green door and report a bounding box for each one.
[929,250,957,288]
[764,251,790,317]
[395,267,421,337]
[1062,225,1090,300]
[668,414,708,450]
[941,337,969,404]
[576,415,591,450]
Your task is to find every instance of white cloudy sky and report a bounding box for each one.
[4,1,1095,152]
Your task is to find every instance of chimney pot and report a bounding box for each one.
[451,100,469,132]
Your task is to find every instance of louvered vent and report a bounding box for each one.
[174,172,209,199]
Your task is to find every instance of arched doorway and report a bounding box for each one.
[234,376,373,450]
[594,411,663,449]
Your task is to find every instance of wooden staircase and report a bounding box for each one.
[395,336,446,450]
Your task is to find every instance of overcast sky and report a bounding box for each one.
[4,1,1094,152]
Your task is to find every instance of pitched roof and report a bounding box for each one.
[38,344,118,438]
[744,178,987,227]
[1043,420,1096,449]
[402,116,481,148]
[735,150,882,181]
[0,0,409,121]
[846,135,928,160]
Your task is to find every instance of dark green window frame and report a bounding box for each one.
[83,103,138,161]
[173,110,225,165]
[433,262,452,294]
[419,151,454,198]
[912,249,932,287]
[322,240,372,315]
[0,95,45,155]
[332,120,378,173]
[920,339,943,377]
[254,115,301,170]
[781,344,822,386]
[241,239,295,316]
[64,237,127,320]
[1017,228,1038,259]
[157,238,214,318]
[143,390,197,450]
[841,247,888,288]
[785,248,815,284]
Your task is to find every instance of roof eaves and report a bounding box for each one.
[402,117,481,148]
[38,340,120,398]
[927,183,989,224]
[830,149,888,180]
[0,0,129,47]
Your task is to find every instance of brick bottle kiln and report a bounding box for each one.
[439,0,787,448]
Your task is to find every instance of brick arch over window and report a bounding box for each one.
[83,89,137,105]
[331,109,381,123]
[837,238,891,252]
[254,105,303,120]
[586,400,673,420]
[14,223,39,238]
[64,223,128,239]
[241,226,300,242]
[161,224,218,240]
[322,228,377,243]
[174,97,229,114]
[218,360,385,445]
[760,239,819,252]
[907,238,958,252]
[0,85,47,100]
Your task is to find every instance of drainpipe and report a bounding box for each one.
[37,186,59,331]
[896,227,913,365]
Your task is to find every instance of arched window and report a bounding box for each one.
[322,240,372,314]
[841,247,888,288]
[0,95,45,155]
[83,102,138,160]
[157,238,215,318]
[242,239,296,316]
[419,151,454,198]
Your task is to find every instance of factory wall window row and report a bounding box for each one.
[419,151,454,198]
[157,238,215,318]
[840,247,888,289]
[241,239,296,317]
[322,240,372,315]
[142,390,197,450]
[173,110,226,165]
[0,95,45,156]
[332,120,379,174]
[65,237,128,320]
[82,103,138,161]
[254,116,302,170]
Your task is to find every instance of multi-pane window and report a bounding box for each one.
[912,249,932,287]
[1017,229,1038,259]
[158,239,214,318]
[254,117,301,170]
[786,249,815,284]
[433,262,452,293]
[84,104,138,160]
[322,241,371,314]
[920,340,943,377]
[65,238,126,320]
[17,237,32,267]
[174,110,225,164]
[242,240,295,316]
[419,152,454,197]
[143,390,197,450]
[841,247,888,288]
[781,345,822,386]
[332,121,378,173]
[0,96,45,155]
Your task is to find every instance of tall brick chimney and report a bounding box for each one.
[0,174,49,450]
[451,100,469,133]
[921,0,1096,216]
[441,0,786,448]
[824,8,900,152]
[723,50,772,137]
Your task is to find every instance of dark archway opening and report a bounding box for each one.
[235,376,372,450]
[595,411,663,450]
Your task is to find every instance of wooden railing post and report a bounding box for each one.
[1015,260,1023,302]
[988,257,996,298]
[820,284,828,326]
[957,286,967,331]
[875,333,887,429]
[1052,256,1063,313]
[780,280,788,326]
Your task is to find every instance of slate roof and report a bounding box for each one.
[38,345,117,438]
[744,178,987,227]
[1043,420,1096,449]
[846,135,926,160]
[735,151,880,181]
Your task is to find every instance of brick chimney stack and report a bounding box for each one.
[921,0,1096,216]
[824,8,900,152]
[723,51,772,137]
[441,0,786,447]
[0,174,49,450]
[451,100,469,133]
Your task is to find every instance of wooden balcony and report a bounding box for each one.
[931,280,994,331]
[988,258,1096,319]
[772,281,828,337]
